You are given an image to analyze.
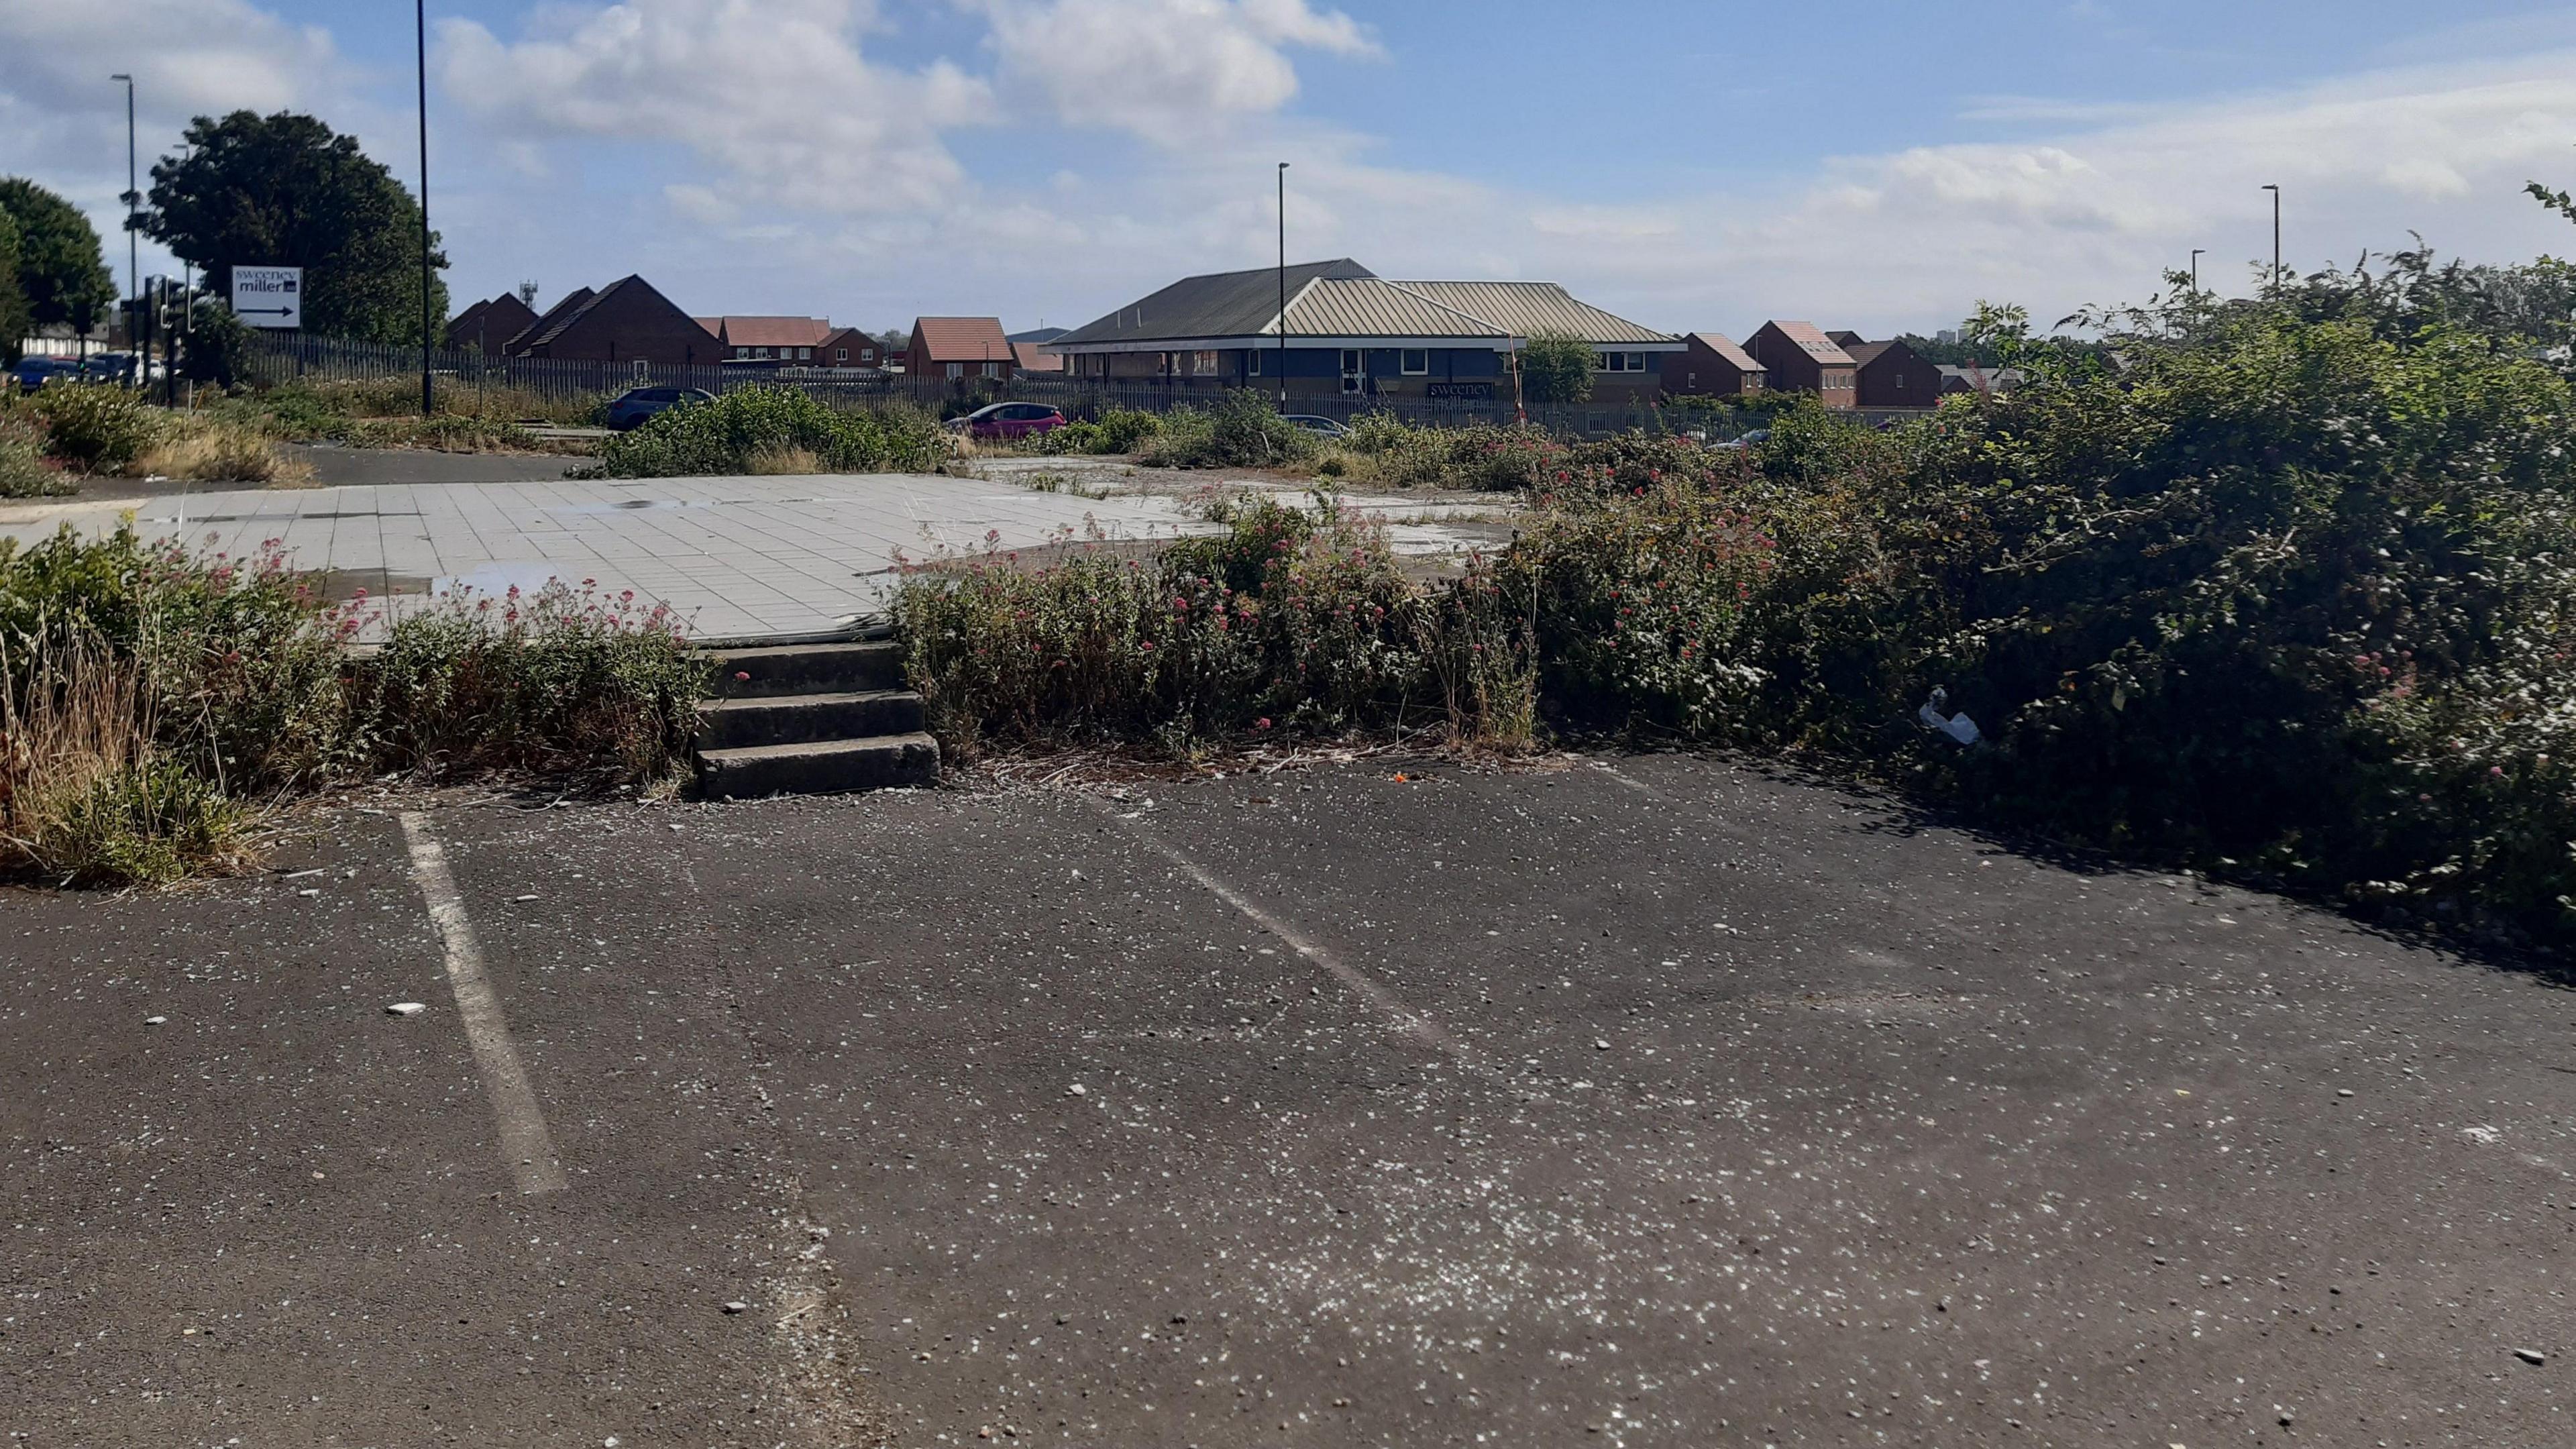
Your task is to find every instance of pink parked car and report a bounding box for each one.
[946,402,1067,440]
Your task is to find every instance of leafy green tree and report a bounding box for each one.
[0,178,116,344]
[2528,146,2576,225]
[146,111,447,344]
[1519,329,1595,405]
[0,209,30,364]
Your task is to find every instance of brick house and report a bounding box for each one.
[1829,333,1941,409]
[1743,321,1857,408]
[507,276,716,367]
[710,316,834,364]
[814,327,884,370]
[1049,259,1674,402]
[1660,331,1767,398]
[505,286,593,354]
[445,292,540,354]
[909,317,1016,386]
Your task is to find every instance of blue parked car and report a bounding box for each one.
[11,356,83,392]
[602,385,713,431]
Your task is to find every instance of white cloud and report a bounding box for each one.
[435,0,994,217]
[964,0,1379,140]
[0,0,356,279]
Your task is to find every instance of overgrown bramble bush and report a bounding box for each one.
[891,500,1534,755]
[1659,305,2576,936]
[581,386,945,478]
[1512,482,1781,735]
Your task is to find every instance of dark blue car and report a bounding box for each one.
[603,386,713,431]
[11,356,83,392]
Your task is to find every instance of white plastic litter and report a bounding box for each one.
[1918,688,1983,745]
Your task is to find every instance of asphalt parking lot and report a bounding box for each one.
[5,753,2573,1447]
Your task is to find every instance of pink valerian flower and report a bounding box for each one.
[735,671,751,682]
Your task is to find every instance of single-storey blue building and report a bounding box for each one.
[1046,258,1677,402]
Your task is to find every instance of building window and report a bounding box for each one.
[734,346,750,360]
[981,361,1000,378]
[1401,349,1428,375]
[1596,351,1648,373]
[836,347,849,362]
[1248,348,1262,376]
[945,362,964,380]
[1193,350,1220,375]
[798,347,812,360]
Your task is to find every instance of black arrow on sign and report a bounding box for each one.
[237,307,296,317]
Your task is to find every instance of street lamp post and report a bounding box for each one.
[2261,184,2282,290]
[1276,161,1289,408]
[2190,248,2205,293]
[417,0,435,417]
[111,73,136,378]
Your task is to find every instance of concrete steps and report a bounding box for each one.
[694,641,939,799]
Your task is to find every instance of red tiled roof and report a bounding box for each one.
[1011,341,1064,372]
[912,316,1012,364]
[1763,320,1858,366]
[717,316,833,349]
[1686,331,1763,373]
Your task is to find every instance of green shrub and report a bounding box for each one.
[1138,390,1317,469]
[0,412,73,497]
[1037,407,1165,455]
[28,384,160,473]
[1552,304,2576,934]
[1034,420,1105,454]
[350,582,710,782]
[892,499,1531,755]
[0,527,713,884]
[1095,407,1163,453]
[582,386,943,478]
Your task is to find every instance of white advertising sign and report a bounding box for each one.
[231,266,304,329]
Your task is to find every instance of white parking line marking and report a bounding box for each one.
[398,812,569,1195]
[1099,805,1469,1063]
[1591,759,1664,798]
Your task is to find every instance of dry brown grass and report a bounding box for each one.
[745,443,824,475]
[132,419,314,485]
[0,631,256,885]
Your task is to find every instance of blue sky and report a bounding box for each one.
[11,1,2576,339]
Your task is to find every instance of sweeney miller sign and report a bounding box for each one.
[230,266,304,329]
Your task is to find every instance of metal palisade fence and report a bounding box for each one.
[237,332,1800,439]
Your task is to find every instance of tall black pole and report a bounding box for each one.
[1276,162,1289,407]
[2263,184,2281,290]
[2190,248,2204,293]
[417,0,435,416]
[113,74,136,375]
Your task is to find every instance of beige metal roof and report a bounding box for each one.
[1387,280,1672,345]
[1265,278,1509,339]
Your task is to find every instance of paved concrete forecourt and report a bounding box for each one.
[0,472,1224,642]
